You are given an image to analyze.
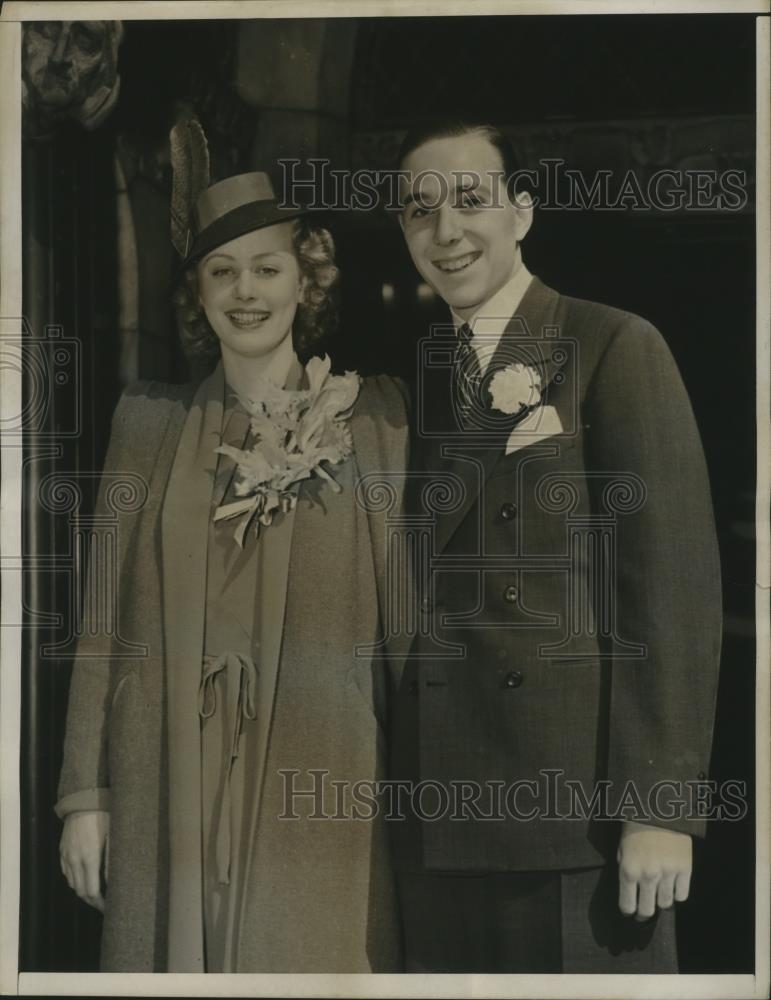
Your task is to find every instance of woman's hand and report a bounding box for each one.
[59,810,110,912]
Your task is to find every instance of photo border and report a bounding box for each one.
[1,3,768,998]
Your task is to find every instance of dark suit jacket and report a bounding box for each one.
[390,276,722,873]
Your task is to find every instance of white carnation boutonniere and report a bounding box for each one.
[488,362,542,417]
[213,355,361,547]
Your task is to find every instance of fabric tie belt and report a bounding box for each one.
[199,650,259,885]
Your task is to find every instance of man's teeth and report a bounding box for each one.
[434,252,479,273]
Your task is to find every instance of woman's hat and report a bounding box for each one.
[169,119,307,270]
[182,171,307,267]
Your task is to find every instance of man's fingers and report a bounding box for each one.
[635,874,658,921]
[674,867,692,902]
[618,870,638,916]
[656,873,676,910]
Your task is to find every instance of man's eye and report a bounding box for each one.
[458,191,482,209]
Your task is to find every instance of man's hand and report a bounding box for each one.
[60,810,110,912]
[617,820,692,920]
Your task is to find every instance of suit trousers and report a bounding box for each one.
[396,865,678,973]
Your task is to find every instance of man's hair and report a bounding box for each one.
[397,119,523,200]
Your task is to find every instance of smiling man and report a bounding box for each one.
[387,120,722,973]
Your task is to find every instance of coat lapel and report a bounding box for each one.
[161,363,225,972]
[420,276,564,557]
[350,378,412,666]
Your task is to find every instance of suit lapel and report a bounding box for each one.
[420,276,563,557]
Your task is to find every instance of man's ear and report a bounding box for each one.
[511,189,534,243]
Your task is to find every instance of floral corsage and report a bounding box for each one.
[213,355,361,546]
[488,362,542,416]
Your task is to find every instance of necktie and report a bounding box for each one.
[455,322,482,414]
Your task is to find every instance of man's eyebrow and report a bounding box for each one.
[402,190,438,212]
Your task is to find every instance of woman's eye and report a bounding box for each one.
[256,266,279,277]
[211,267,233,278]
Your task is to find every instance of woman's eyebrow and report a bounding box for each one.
[203,252,235,264]
[203,250,287,265]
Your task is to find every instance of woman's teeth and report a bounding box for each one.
[227,311,270,328]
[433,251,481,274]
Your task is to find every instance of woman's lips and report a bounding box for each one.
[226,310,271,329]
[432,250,482,274]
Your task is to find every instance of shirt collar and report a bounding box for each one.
[451,250,533,374]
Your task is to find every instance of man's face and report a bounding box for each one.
[399,134,532,320]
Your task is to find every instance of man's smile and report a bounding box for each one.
[432,250,482,274]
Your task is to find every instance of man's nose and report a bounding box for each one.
[433,204,462,246]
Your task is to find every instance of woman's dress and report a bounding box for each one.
[199,399,297,971]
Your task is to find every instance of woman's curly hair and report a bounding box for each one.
[173,216,339,369]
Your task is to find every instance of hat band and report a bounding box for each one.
[185,201,306,266]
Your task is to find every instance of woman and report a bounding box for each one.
[56,152,408,973]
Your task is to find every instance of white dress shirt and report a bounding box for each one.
[451,250,533,375]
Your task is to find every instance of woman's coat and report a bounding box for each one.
[56,365,410,972]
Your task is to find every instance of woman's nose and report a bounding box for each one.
[433,205,462,246]
[233,268,257,300]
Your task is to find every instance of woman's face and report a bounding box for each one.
[197,222,303,362]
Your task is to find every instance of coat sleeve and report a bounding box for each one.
[55,382,155,819]
[583,318,722,837]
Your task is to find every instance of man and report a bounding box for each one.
[387,120,722,973]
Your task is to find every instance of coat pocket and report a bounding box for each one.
[489,431,580,479]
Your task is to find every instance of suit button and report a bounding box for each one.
[409,680,419,695]
[697,771,707,781]
[503,670,524,689]
[500,502,518,521]
[420,596,432,613]
[503,584,518,603]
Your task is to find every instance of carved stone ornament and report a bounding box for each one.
[22,20,124,139]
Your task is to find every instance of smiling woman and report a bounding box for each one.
[174,215,339,375]
[54,123,408,973]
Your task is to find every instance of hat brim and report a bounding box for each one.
[179,200,308,273]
